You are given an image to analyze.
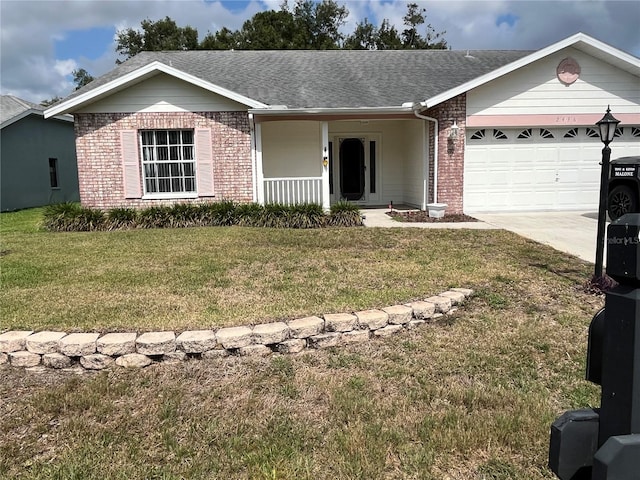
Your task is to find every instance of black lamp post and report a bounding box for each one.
[594,105,621,279]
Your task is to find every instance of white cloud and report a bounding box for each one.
[53,59,78,77]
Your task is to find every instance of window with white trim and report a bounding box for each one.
[140,130,196,195]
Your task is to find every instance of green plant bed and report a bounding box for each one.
[41,201,363,232]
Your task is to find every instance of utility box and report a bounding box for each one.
[549,213,640,479]
[606,213,640,286]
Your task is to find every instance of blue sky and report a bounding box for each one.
[1,0,639,103]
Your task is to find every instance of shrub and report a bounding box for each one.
[199,199,237,226]
[106,208,138,230]
[137,206,173,229]
[328,201,363,227]
[261,203,289,228]
[235,203,264,227]
[168,203,200,228]
[288,203,326,228]
[41,201,361,232]
[43,203,105,231]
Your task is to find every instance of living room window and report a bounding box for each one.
[140,130,196,195]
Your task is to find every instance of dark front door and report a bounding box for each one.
[339,138,365,201]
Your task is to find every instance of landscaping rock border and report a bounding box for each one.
[0,288,473,370]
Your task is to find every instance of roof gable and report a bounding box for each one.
[2,95,73,128]
[45,61,268,118]
[1,95,45,128]
[419,33,640,109]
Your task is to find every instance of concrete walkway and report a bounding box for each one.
[363,208,600,263]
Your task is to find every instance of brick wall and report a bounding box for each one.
[74,112,252,209]
[425,94,466,214]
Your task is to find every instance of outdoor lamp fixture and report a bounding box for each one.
[594,105,621,279]
[449,120,459,140]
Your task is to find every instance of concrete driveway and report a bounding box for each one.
[472,211,601,263]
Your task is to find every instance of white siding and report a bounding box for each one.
[77,73,248,113]
[262,121,321,178]
[403,120,426,208]
[468,47,640,117]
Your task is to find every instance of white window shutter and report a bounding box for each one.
[196,128,214,196]
[120,130,142,198]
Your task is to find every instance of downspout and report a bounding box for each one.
[412,105,439,205]
[249,113,257,202]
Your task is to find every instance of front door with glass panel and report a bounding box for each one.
[330,135,380,205]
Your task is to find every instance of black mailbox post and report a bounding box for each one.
[549,214,640,479]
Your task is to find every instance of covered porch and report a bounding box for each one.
[252,116,436,211]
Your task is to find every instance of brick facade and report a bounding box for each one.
[74,112,252,209]
[426,94,466,214]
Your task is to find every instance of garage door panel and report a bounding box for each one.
[464,127,639,213]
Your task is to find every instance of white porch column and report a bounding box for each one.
[255,122,264,204]
[321,121,330,211]
[422,120,430,211]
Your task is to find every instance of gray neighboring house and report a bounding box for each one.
[1,95,79,212]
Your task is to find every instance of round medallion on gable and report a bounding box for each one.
[556,57,581,85]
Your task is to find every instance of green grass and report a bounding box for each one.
[0,207,604,479]
[1,207,594,333]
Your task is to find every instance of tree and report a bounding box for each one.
[40,96,62,107]
[292,0,348,49]
[116,17,199,63]
[238,10,298,49]
[375,19,403,50]
[401,3,447,49]
[344,4,445,51]
[344,18,378,50]
[72,68,94,90]
[200,27,240,50]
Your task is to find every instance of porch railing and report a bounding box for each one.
[263,177,323,206]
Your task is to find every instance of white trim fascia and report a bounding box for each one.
[249,106,413,116]
[420,32,640,110]
[44,61,268,118]
[1,109,73,130]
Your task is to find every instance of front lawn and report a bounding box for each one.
[1,207,593,333]
[0,207,604,479]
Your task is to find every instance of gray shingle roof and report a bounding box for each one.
[68,49,533,109]
[1,95,45,125]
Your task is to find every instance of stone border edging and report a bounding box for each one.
[0,288,473,371]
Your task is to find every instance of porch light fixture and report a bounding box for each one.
[449,120,459,139]
[594,105,621,279]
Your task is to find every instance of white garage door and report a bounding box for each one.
[464,126,640,213]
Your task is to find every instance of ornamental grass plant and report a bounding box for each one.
[40,201,362,232]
